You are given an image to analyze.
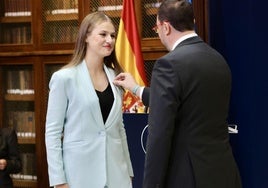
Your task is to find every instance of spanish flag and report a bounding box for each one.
[116,0,147,113]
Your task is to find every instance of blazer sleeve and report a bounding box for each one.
[142,87,150,106]
[119,121,134,177]
[143,58,181,187]
[113,77,134,177]
[45,72,68,185]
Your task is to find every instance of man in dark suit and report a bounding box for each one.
[114,0,242,187]
[0,127,22,188]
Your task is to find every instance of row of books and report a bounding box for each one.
[44,24,78,43]
[50,8,78,15]
[0,25,32,45]
[8,111,35,138]
[48,0,123,14]
[2,0,79,17]
[97,2,160,11]
[1,0,161,17]
[1,24,78,44]
[99,0,122,6]
[6,69,34,94]
[98,5,122,12]
[45,0,78,15]
[3,0,31,17]
[11,152,37,180]
[53,0,78,10]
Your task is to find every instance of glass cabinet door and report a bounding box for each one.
[41,0,79,43]
[88,0,122,30]
[142,0,160,38]
[0,0,32,45]
[43,63,63,104]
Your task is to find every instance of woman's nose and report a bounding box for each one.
[106,35,114,43]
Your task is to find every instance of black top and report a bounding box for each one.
[95,84,114,123]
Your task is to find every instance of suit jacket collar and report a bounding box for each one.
[103,65,122,128]
[172,33,198,50]
[175,36,203,49]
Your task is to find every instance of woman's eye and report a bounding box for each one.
[99,33,116,39]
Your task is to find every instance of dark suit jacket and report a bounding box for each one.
[0,127,22,188]
[142,36,242,188]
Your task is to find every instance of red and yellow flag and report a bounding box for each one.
[116,0,147,113]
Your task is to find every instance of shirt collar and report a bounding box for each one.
[171,33,198,51]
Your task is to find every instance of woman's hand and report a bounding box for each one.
[0,159,7,170]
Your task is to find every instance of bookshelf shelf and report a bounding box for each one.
[13,179,38,187]
[4,94,34,101]
[18,137,36,144]
[0,16,32,23]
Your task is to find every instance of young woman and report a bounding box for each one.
[45,12,133,188]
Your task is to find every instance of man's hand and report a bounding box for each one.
[113,72,138,91]
[0,159,7,170]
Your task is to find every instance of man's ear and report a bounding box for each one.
[164,22,171,35]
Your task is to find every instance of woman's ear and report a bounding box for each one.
[85,36,89,43]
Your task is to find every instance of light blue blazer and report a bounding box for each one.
[45,60,133,188]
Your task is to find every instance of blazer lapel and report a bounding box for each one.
[77,61,104,126]
[103,66,122,128]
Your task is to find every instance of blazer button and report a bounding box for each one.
[99,131,106,136]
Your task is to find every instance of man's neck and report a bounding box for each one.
[171,31,197,50]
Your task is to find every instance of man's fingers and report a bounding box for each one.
[114,75,125,81]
